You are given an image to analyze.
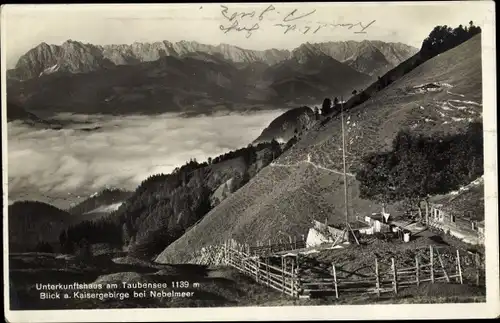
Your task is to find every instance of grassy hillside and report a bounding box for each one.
[156,34,483,264]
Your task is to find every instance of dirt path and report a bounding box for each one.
[270,154,355,177]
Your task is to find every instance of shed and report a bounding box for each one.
[363,213,391,233]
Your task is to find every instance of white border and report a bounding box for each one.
[2,2,498,321]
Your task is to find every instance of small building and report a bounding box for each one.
[358,213,392,234]
[306,220,364,247]
[427,178,484,245]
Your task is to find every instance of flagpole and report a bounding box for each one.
[341,96,349,225]
[340,96,359,245]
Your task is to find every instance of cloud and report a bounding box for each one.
[7,110,285,208]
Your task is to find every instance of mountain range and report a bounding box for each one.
[8,39,417,80]
[6,39,417,118]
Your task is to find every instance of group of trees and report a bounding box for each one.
[376,76,395,90]
[356,122,483,217]
[317,89,361,118]
[59,218,123,254]
[321,97,341,115]
[421,21,482,60]
[208,141,280,166]
[314,107,320,119]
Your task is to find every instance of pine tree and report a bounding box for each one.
[321,98,332,115]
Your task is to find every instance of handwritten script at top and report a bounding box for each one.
[218,5,376,38]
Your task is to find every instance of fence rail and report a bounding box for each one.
[249,238,306,256]
[224,244,300,297]
[222,240,480,300]
[302,245,466,298]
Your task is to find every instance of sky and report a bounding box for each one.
[1,2,493,68]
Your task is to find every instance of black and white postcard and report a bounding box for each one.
[2,2,498,321]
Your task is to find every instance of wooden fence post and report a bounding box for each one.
[266,257,270,286]
[391,258,398,294]
[332,263,339,299]
[430,245,435,283]
[456,249,463,284]
[255,257,259,283]
[436,249,450,282]
[294,236,297,249]
[240,247,244,269]
[224,240,228,265]
[375,258,381,296]
[291,260,295,297]
[281,257,285,294]
[415,256,420,286]
[226,241,229,265]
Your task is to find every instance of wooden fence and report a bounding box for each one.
[223,241,477,299]
[224,243,300,297]
[300,245,466,298]
[249,236,306,256]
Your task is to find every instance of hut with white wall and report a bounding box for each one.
[427,178,484,245]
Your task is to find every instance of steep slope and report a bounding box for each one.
[313,40,418,76]
[156,34,482,264]
[266,46,373,103]
[343,41,391,77]
[8,40,115,80]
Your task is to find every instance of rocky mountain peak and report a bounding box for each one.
[8,39,418,81]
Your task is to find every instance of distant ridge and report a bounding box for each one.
[8,39,417,81]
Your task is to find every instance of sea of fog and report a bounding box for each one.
[7,110,285,209]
